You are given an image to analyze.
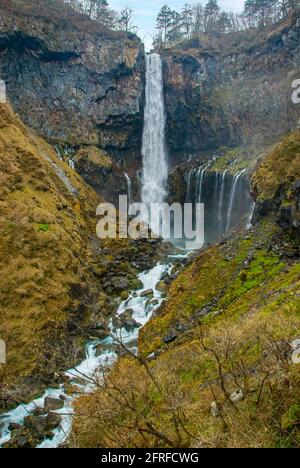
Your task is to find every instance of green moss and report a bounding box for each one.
[37,223,50,232]
[282,405,300,430]
[252,131,300,200]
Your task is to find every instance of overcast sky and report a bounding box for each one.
[109,0,245,49]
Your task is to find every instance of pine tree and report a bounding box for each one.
[156,5,174,42]
[217,11,232,33]
[118,7,137,32]
[204,0,220,32]
[193,4,205,36]
[181,3,193,38]
[167,10,183,43]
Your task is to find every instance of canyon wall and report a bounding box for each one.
[0,0,145,166]
[162,13,300,164]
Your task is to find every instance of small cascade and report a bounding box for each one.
[185,164,253,244]
[124,173,132,207]
[226,169,247,232]
[218,169,229,231]
[186,168,195,202]
[197,165,208,203]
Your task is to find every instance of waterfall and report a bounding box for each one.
[186,169,195,202]
[226,169,247,232]
[124,173,132,207]
[195,165,206,203]
[218,169,228,230]
[141,53,168,207]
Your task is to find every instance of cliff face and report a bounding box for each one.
[0,0,145,165]
[162,13,300,163]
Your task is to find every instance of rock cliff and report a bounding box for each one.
[161,12,300,164]
[0,0,145,166]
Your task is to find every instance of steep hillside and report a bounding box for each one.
[0,0,145,166]
[0,103,161,411]
[72,133,300,448]
[161,12,300,163]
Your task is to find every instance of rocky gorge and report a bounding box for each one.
[0,0,299,450]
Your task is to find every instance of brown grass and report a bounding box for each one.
[0,0,126,38]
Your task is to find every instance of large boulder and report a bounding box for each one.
[44,397,64,412]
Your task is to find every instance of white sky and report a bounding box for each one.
[109,0,245,49]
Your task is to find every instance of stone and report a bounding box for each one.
[277,205,294,229]
[211,401,220,418]
[140,289,154,298]
[111,277,130,294]
[8,422,22,431]
[24,415,46,434]
[122,318,142,333]
[230,389,244,403]
[6,435,34,449]
[163,330,178,344]
[113,311,141,332]
[121,308,134,318]
[44,397,64,412]
[45,412,62,431]
[156,281,167,293]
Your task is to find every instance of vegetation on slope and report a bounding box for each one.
[72,133,300,448]
[0,103,161,411]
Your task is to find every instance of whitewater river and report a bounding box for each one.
[0,261,177,448]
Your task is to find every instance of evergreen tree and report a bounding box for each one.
[156,5,174,42]
[181,3,193,38]
[167,10,183,43]
[192,3,205,36]
[217,11,232,33]
[204,0,220,32]
[118,7,137,32]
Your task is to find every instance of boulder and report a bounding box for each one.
[122,318,142,333]
[45,412,62,431]
[211,401,221,418]
[230,389,244,403]
[113,310,141,332]
[156,281,167,293]
[140,289,154,298]
[24,415,46,434]
[8,422,22,431]
[119,309,134,321]
[163,330,178,344]
[44,397,64,412]
[111,277,130,294]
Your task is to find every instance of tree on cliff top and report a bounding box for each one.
[118,7,137,33]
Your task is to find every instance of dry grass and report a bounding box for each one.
[0,0,126,38]
[0,103,104,403]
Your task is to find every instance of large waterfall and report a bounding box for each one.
[141,53,168,206]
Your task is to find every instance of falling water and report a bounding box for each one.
[218,169,228,230]
[141,53,168,206]
[226,169,247,232]
[197,166,207,203]
[186,168,195,202]
[124,173,132,207]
